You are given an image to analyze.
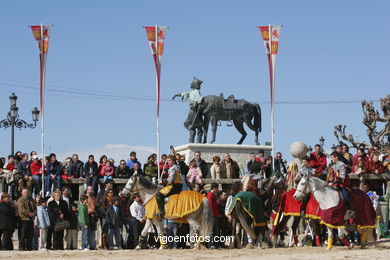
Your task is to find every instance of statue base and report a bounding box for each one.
[174,143,272,175]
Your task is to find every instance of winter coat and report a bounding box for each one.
[0,201,17,229]
[17,196,36,221]
[68,160,84,178]
[78,203,89,226]
[48,199,69,227]
[220,160,240,179]
[84,161,99,178]
[47,160,62,177]
[30,160,43,176]
[68,209,79,229]
[105,205,123,228]
[115,166,131,178]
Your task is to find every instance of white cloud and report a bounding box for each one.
[56,144,156,166]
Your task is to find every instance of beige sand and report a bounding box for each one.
[0,240,389,260]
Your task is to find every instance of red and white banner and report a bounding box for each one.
[258,25,282,171]
[144,25,168,180]
[30,25,51,117]
[145,26,167,117]
[30,24,51,194]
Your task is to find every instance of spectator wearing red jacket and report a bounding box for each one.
[310,144,327,178]
[207,183,220,249]
[368,154,385,174]
[352,148,369,172]
[30,155,43,197]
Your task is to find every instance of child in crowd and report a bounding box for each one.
[210,156,221,179]
[102,160,114,182]
[187,161,203,185]
[67,203,79,250]
[36,198,50,251]
[78,195,89,250]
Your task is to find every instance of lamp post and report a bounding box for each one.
[319,136,325,151]
[0,93,40,155]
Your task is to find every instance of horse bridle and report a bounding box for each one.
[123,175,148,194]
[295,174,309,197]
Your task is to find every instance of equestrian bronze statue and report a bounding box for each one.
[173,77,262,145]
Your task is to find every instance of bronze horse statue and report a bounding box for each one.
[174,78,262,145]
[200,93,262,145]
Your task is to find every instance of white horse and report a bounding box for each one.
[121,174,213,249]
[293,173,374,250]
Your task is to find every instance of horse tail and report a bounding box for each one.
[199,198,213,237]
[254,103,262,133]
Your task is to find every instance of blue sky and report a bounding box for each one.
[0,0,388,163]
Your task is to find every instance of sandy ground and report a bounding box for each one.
[0,239,389,260]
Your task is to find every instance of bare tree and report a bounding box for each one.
[334,94,390,152]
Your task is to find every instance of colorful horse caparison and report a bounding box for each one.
[293,173,376,249]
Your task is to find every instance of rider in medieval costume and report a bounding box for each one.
[328,152,356,217]
[155,155,182,217]
[172,77,203,130]
[299,156,316,217]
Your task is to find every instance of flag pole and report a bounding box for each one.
[269,24,275,171]
[155,24,161,182]
[40,23,45,196]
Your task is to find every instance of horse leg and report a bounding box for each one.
[359,228,366,249]
[243,117,257,144]
[338,228,352,248]
[154,220,167,249]
[242,116,259,144]
[136,219,152,250]
[196,127,203,143]
[189,128,195,143]
[187,218,203,250]
[291,216,300,246]
[202,117,209,143]
[210,116,217,144]
[271,214,289,247]
[326,227,334,250]
[235,203,257,247]
[233,120,247,144]
[313,220,321,246]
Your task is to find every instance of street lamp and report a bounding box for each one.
[0,93,40,155]
[319,136,325,150]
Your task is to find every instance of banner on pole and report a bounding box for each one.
[144,26,167,117]
[270,25,281,55]
[258,25,281,105]
[30,25,51,114]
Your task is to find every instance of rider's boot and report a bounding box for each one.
[155,193,166,218]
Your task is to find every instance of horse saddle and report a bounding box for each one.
[220,93,239,110]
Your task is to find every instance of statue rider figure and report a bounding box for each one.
[155,155,182,217]
[172,77,203,131]
[328,152,356,217]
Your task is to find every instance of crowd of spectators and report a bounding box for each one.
[0,144,388,251]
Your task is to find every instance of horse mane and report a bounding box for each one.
[309,175,327,190]
[138,176,157,189]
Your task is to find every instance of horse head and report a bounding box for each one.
[121,173,138,197]
[293,173,310,201]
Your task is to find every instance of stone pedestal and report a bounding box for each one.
[174,143,272,175]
